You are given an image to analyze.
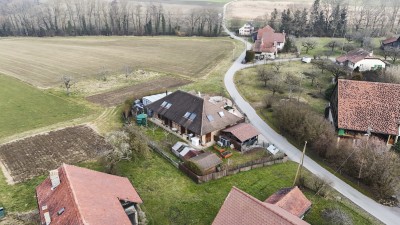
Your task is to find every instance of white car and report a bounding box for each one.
[302,57,312,63]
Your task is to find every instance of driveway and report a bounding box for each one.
[222,2,400,224]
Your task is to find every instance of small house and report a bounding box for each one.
[336,49,385,72]
[265,186,312,219]
[253,25,285,59]
[213,187,309,225]
[187,152,222,175]
[36,164,143,225]
[238,23,254,36]
[220,123,260,151]
[381,36,400,49]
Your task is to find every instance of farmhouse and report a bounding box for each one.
[329,79,400,144]
[36,164,143,225]
[253,25,285,59]
[219,123,260,151]
[381,36,400,48]
[336,49,385,72]
[146,90,243,146]
[238,23,254,36]
[213,187,309,225]
[265,186,312,219]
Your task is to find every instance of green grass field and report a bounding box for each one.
[0,75,93,139]
[0,153,378,225]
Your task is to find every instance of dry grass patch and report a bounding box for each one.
[0,36,233,88]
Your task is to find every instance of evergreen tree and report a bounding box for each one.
[310,0,320,35]
[161,14,166,35]
[280,9,293,34]
[269,8,279,30]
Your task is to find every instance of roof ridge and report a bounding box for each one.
[62,164,86,224]
[231,187,277,211]
[339,79,400,87]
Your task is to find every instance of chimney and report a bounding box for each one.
[198,91,201,97]
[50,169,60,189]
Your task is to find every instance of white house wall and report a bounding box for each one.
[353,59,386,71]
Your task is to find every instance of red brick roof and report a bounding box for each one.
[223,123,260,142]
[336,48,374,64]
[256,25,276,40]
[212,187,309,225]
[253,26,285,53]
[265,186,312,218]
[36,164,142,225]
[336,79,400,135]
[382,36,399,45]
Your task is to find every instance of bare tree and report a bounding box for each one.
[258,66,274,87]
[326,40,340,52]
[104,130,131,174]
[301,39,317,54]
[62,75,74,95]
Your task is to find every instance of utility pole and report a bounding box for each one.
[293,141,307,186]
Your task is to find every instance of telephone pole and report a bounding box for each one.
[293,141,307,186]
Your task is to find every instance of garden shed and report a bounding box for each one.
[187,152,222,175]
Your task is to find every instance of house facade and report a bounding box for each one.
[146,90,243,146]
[329,79,400,145]
[238,23,254,36]
[253,25,285,59]
[336,49,385,72]
[381,36,400,48]
[36,164,143,225]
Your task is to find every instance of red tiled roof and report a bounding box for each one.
[265,186,312,218]
[256,25,275,40]
[336,48,372,64]
[212,187,310,225]
[382,36,399,45]
[36,164,142,225]
[253,26,285,53]
[223,123,260,142]
[336,79,400,135]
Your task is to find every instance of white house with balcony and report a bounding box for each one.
[238,23,254,36]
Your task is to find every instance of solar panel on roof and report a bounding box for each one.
[207,115,214,121]
[189,113,197,120]
[184,112,191,118]
[161,101,167,107]
[165,103,172,109]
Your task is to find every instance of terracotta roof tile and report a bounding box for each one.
[223,123,260,142]
[265,186,312,218]
[253,26,285,53]
[335,79,400,135]
[382,36,399,45]
[36,164,142,225]
[213,187,309,225]
[336,48,372,64]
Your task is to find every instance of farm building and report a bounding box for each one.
[187,152,222,175]
[146,90,243,147]
[238,23,254,36]
[328,79,400,144]
[142,92,171,106]
[336,49,385,72]
[265,186,312,219]
[381,36,400,48]
[219,123,260,151]
[36,164,143,225]
[253,25,285,59]
[212,187,309,225]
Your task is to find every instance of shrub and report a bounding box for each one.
[324,84,335,100]
[245,50,255,62]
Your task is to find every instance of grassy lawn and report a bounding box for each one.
[0,74,93,140]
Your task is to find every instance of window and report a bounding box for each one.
[184,112,191,118]
[189,113,197,120]
[218,111,225,117]
[165,103,172,109]
[207,115,214,121]
[161,101,167,107]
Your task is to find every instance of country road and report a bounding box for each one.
[222,1,400,225]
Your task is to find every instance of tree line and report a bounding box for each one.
[265,0,400,38]
[0,0,223,37]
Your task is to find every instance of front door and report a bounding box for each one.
[206,133,212,143]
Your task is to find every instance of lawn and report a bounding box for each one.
[0,75,93,140]
[0,36,234,88]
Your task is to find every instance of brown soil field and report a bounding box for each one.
[226,0,313,20]
[0,125,111,183]
[86,76,192,107]
[0,36,233,88]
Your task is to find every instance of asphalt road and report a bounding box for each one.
[222,2,400,224]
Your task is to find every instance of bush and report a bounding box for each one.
[392,141,400,153]
[325,84,335,100]
[245,50,255,62]
[185,160,203,176]
[322,208,353,225]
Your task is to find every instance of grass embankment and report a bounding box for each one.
[0,75,93,140]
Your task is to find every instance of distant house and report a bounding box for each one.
[36,164,143,225]
[146,90,243,146]
[336,49,385,72]
[329,79,400,144]
[187,152,222,175]
[213,187,309,225]
[265,186,312,219]
[253,25,285,59]
[220,123,260,151]
[381,36,400,48]
[238,23,254,36]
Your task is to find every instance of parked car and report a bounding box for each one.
[302,56,312,63]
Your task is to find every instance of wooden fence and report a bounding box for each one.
[179,154,288,183]
[148,141,179,168]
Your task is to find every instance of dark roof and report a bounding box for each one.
[223,123,260,142]
[335,79,400,135]
[36,164,142,225]
[189,152,222,171]
[265,186,312,218]
[147,90,242,135]
[336,48,376,64]
[382,36,400,45]
[212,187,310,225]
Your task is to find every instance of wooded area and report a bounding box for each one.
[0,0,223,37]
